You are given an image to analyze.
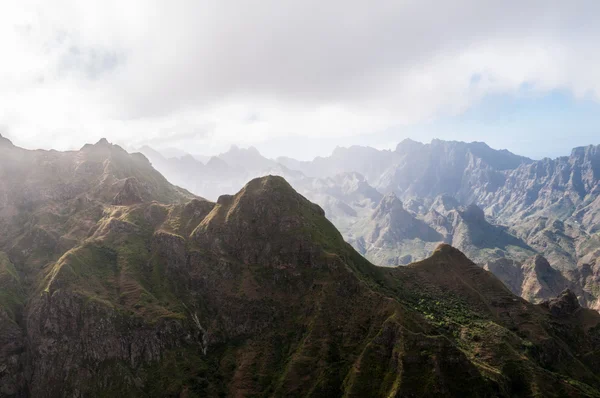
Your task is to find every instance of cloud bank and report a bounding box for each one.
[2,1,600,157]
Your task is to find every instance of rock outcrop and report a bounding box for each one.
[543,289,582,317]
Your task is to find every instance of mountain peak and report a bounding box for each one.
[193,175,336,262]
[395,138,425,152]
[460,203,486,223]
[545,289,581,317]
[570,144,600,160]
[224,144,261,155]
[206,156,230,170]
[247,145,260,154]
[206,175,326,223]
[433,243,466,257]
[139,145,164,159]
[0,133,13,147]
[381,191,401,204]
[96,138,110,146]
[372,192,405,219]
[237,175,317,209]
[531,254,553,273]
[431,194,460,213]
[413,243,518,304]
[80,137,125,153]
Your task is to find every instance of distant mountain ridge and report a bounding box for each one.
[139,139,600,311]
[278,138,533,201]
[139,144,301,201]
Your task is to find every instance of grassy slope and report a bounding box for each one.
[6,168,600,397]
[0,252,25,321]
[144,177,600,396]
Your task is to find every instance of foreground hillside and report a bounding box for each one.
[2,139,600,396]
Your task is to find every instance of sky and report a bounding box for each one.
[2,1,600,160]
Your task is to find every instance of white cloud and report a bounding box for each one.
[1,0,600,156]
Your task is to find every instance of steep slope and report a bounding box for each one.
[507,217,600,271]
[0,138,192,208]
[450,203,535,264]
[480,145,600,226]
[376,139,532,203]
[295,172,383,231]
[349,193,443,265]
[351,195,534,267]
[485,255,572,303]
[0,138,199,396]
[0,138,193,270]
[2,140,600,396]
[386,245,600,396]
[0,252,25,396]
[476,146,600,283]
[278,140,600,308]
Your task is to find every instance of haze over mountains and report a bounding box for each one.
[139,139,600,311]
[4,135,600,396]
[7,1,600,395]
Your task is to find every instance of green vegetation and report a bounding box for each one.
[0,252,25,321]
[4,157,600,397]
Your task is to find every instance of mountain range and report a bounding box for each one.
[139,138,600,311]
[3,135,600,396]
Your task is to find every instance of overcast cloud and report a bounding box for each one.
[1,1,600,158]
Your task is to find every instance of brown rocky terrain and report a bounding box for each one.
[138,139,600,316]
[3,138,600,396]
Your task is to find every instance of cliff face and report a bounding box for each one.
[0,139,198,396]
[349,195,535,268]
[373,139,530,204]
[479,145,600,226]
[348,192,443,266]
[372,141,600,228]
